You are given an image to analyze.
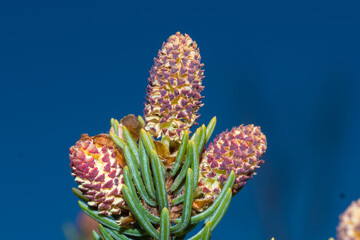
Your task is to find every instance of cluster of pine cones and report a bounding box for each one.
[69,32,267,240]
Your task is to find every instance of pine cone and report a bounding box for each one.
[194,124,267,211]
[337,199,360,240]
[69,134,128,216]
[144,32,205,142]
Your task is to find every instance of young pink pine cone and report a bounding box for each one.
[69,134,129,218]
[337,199,360,240]
[194,124,267,211]
[144,32,205,142]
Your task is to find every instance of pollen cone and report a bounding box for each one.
[69,134,134,225]
[144,32,205,142]
[337,199,360,240]
[194,124,267,211]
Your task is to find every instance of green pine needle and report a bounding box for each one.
[122,186,160,239]
[123,145,156,206]
[170,169,194,234]
[205,117,217,145]
[200,222,212,240]
[160,208,170,240]
[99,224,115,240]
[170,131,189,177]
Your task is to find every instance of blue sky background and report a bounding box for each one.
[1,0,359,239]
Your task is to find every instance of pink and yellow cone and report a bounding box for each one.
[144,32,205,142]
[337,199,360,240]
[194,124,267,211]
[69,134,134,225]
